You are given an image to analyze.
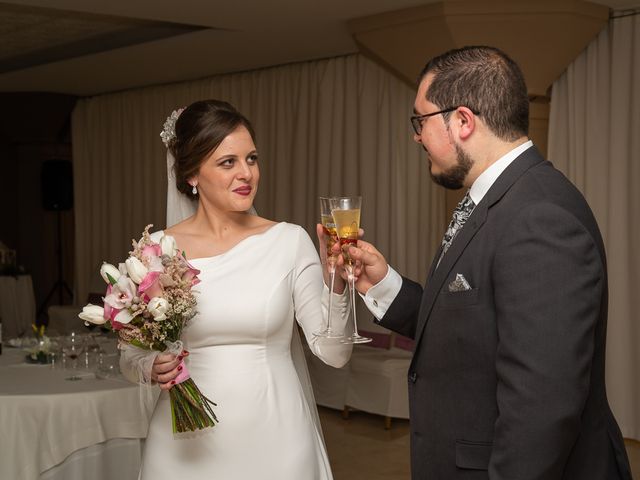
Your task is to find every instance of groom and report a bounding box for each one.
[348,46,632,479]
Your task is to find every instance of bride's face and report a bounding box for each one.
[193,125,259,212]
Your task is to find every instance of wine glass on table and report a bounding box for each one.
[330,196,371,344]
[314,197,344,338]
[62,331,82,372]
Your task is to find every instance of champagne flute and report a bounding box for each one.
[314,197,344,338]
[330,196,372,344]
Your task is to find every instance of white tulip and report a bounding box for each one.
[160,235,178,256]
[118,262,127,276]
[100,262,121,285]
[125,257,148,284]
[147,297,169,321]
[78,304,106,325]
[115,309,134,325]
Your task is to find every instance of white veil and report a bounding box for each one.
[166,150,197,228]
[165,150,326,446]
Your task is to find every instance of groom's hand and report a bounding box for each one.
[347,240,389,294]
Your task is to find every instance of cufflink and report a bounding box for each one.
[373,299,378,307]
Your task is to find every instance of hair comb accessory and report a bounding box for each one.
[160,107,185,148]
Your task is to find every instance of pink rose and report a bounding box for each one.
[138,270,163,301]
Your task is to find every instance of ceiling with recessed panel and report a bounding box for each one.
[0,0,637,96]
[0,2,208,74]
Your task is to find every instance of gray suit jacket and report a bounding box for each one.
[379,147,632,479]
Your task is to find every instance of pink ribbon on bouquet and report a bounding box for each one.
[174,359,191,384]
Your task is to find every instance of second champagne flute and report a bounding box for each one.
[330,196,371,344]
[314,197,344,338]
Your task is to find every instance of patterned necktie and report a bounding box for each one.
[436,191,475,269]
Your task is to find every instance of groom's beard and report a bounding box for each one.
[429,143,473,190]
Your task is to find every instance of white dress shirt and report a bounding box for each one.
[362,140,534,320]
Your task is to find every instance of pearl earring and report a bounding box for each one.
[192,185,198,195]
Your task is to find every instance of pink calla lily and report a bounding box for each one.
[103,285,113,320]
[141,244,162,261]
[138,270,163,301]
[103,282,124,329]
[182,263,201,286]
[111,318,124,331]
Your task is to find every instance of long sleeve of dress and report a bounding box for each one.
[119,343,158,385]
[291,226,352,368]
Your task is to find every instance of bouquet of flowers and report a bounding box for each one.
[79,225,217,433]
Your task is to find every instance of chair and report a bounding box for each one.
[344,344,412,428]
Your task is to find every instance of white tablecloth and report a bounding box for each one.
[0,342,158,480]
[40,438,144,480]
[0,274,36,338]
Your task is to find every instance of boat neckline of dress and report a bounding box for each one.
[160,221,287,263]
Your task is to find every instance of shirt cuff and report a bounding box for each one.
[359,266,403,320]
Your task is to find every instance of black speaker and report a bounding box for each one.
[41,159,73,211]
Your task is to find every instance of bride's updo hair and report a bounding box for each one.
[170,100,256,198]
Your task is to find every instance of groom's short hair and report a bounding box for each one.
[419,46,529,142]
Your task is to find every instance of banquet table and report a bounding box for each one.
[0,274,36,338]
[0,338,158,480]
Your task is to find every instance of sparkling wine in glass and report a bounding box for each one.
[330,196,371,344]
[314,197,344,338]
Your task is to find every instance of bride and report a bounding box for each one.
[120,99,352,479]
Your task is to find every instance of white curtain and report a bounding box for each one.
[549,14,640,440]
[72,54,444,309]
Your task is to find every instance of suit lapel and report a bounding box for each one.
[425,244,443,281]
[412,147,546,351]
[412,202,487,348]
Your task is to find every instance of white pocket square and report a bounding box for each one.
[448,273,472,292]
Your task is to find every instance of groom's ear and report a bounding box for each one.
[454,107,476,141]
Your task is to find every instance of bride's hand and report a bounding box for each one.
[316,224,346,294]
[152,350,189,391]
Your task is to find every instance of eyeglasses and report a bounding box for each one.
[410,106,479,135]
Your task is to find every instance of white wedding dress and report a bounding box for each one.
[121,222,351,480]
